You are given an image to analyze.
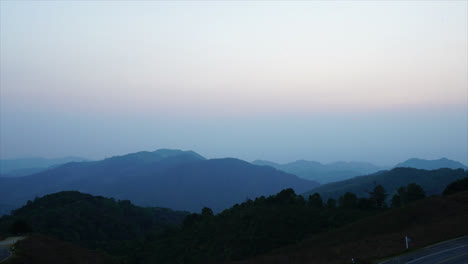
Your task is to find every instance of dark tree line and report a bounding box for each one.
[1,180,458,264]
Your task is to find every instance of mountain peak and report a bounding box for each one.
[151,149,206,160]
[103,149,205,164]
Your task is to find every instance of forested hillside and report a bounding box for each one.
[303,167,467,201]
[0,191,187,256]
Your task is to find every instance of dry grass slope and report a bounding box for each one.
[232,191,468,264]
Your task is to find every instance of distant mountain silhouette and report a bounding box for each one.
[0,167,45,178]
[0,149,318,214]
[252,159,387,184]
[303,167,467,201]
[0,156,87,177]
[395,158,468,170]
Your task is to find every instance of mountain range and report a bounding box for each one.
[253,157,467,184]
[0,157,87,177]
[303,167,468,201]
[395,157,468,170]
[0,149,318,214]
[252,160,387,184]
[1,151,466,215]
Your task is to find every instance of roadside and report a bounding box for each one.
[0,236,26,263]
[378,236,468,264]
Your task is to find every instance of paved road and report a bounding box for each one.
[0,249,9,263]
[380,236,468,264]
[0,236,25,263]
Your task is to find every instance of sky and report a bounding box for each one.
[0,1,467,166]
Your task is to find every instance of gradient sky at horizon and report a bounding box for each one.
[1,1,467,165]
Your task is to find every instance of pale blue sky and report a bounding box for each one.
[1,1,467,165]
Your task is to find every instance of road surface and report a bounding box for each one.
[380,236,468,264]
[0,236,25,263]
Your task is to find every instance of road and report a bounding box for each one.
[0,236,25,263]
[380,236,468,264]
[0,249,9,264]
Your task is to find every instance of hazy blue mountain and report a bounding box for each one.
[252,159,387,184]
[0,156,88,176]
[395,158,468,170]
[0,149,318,214]
[251,160,281,167]
[302,167,468,202]
[0,167,45,178]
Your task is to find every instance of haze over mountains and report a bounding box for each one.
[1,150,466,216]
[395,157,468,170]
[0,149,318,214]
[252,157,467,184]
[252,160,387,184]
[1,149,467,263]
[0,157,87,177]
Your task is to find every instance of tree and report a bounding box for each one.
[397,183,426,205]
[296,195,306,206]
[339,192,358,208]
[405,183,425,202]
[201,207,214,217]
[369,184,388,208]
[183,213,202,228]
[10,219,32,234]
[308,193,323,208]
[357,198,374,210]
[276,188,296,203]
[443,177,468,196]
[326,198,336,208]
[391,194,401,207]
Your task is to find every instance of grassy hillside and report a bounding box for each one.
[233,190,468,264]
[303,167,467,201]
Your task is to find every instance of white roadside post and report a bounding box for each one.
[405,234,412,249]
